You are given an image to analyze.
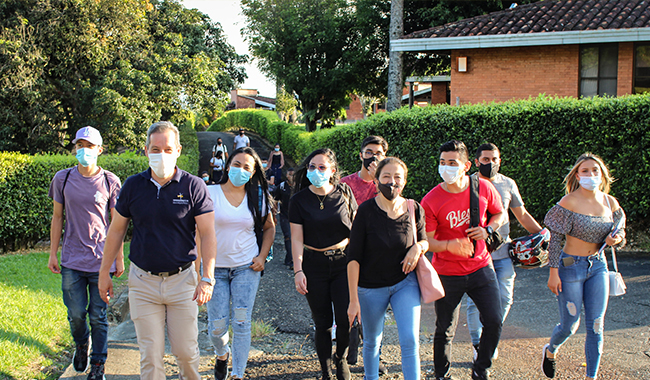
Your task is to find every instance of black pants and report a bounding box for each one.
[434,264,503,378]
[303,249,350,374]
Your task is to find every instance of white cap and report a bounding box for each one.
[72,126,103,146]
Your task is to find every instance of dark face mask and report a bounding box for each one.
[217,140,222,145]
[363,156,378,171]
[239,131,244,135]
[479,162,499,178]
[377,182,401,201]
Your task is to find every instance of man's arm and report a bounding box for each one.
[426,231,473,258]
[48,200,64,274]
[98,212,130,303]
[193,211,216,306]
[110,208,126,278]
[511,206,543,234]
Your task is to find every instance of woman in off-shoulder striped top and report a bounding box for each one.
[540,153,626,380]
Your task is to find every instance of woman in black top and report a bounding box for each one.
[289,148,357,380]
[347,157,428,380]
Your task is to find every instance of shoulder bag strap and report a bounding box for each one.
[469,174,480,256]
[611,246,619,273]
[407,199,417,245]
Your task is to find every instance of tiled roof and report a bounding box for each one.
[403,0,650,39]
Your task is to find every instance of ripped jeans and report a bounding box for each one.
[549,251,609,379]
[207,263,261,378]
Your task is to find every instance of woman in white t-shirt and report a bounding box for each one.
[210,150,225,183]
[205,147,275,380]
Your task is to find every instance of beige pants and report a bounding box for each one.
[128,263,200,380]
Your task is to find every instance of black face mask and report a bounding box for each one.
[217,141,222,145]
[479,162,499,178]
[239,131,244,135]
[377,182,401,201]
[363,156,378,171]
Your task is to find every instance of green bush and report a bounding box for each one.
[0,124,200,252]
[209,95,650,228]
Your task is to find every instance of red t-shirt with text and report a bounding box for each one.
[341,172,377,205]
[420,177,503,276]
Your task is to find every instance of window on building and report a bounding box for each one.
[634,44,650,94]
[579,44,618,97]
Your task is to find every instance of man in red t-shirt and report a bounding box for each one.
[340,135,388,205]
[420,140,505,380]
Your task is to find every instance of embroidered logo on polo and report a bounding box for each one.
[173,193,189,205]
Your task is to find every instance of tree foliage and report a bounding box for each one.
[242,0,381,131]
[0,0,246,153]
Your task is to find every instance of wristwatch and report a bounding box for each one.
[485,226,494,235]
[201,276,215,286]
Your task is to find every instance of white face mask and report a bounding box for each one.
[148,152,178,178]
[579,175,602,191]
[438,164,465,184]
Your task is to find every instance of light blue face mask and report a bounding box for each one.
[76,148,98,167]
[306,169,331,188]
[228,166,252,187]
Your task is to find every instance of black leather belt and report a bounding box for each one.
[305,247,346,257]
[148,261,193,277]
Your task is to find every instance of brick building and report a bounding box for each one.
[229,89,276,110]
[391,0,650,105]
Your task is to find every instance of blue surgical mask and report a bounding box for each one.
[306,169,331,188]
[202,176,209,182]
[579,175,601,191]
[228,166,252,187]
[262,163,268,169]
[76,148,98,167]
[275,147,280,152]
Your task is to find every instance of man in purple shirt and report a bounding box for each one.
[48,126,123,380]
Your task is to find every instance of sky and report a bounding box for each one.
[181,0,276,98]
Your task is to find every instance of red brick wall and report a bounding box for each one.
[618,42,634,96]
[236,96,255,109]
[451,45,580,105]
[431,82,448,104]
[346,94,365,121]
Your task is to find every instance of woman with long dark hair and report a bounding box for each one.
[289,148,357,380]
[541,153,625,380]
[205,147,275,380]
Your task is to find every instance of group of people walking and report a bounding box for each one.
[47,121,625,380]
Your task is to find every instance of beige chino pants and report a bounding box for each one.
[128,262,200,380]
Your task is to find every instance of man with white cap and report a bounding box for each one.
[48,126,123,380]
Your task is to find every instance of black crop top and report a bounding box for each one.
[348,199,427,288]
[289,184,358,249]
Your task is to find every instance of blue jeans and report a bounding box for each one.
[434,265,502,378]
[358,272,421,380]
[279,214,292,265]
[548,251,609,379]
[61,266,109,363]
[466,257,516,345]
[207,263,261,378]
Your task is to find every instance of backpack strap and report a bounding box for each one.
[469,174,480,257]
[60,168,74,206]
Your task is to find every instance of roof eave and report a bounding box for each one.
[392,28,650,52]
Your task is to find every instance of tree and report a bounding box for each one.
[242,0,379,131]
[0,0,247,153]
[386,0,404,112]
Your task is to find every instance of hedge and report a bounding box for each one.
[209,95,650,228]
[0,121,200,252]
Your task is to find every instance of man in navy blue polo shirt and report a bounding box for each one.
[99,121,216,380]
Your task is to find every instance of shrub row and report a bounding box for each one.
[0,121,200,252]
[209,95,650,228]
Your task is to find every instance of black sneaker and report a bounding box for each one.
[87,362,105,380]
[472,369,488,380]
[73,339,90,373]
[214,353,229,380]
[541,343,556,378]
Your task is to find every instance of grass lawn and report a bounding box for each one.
[0,245,131,380]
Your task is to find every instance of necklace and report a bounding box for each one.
[316,193,328,210]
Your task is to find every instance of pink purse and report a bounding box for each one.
[408,200,445,303]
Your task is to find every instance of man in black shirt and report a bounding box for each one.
[274,168,295,268]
